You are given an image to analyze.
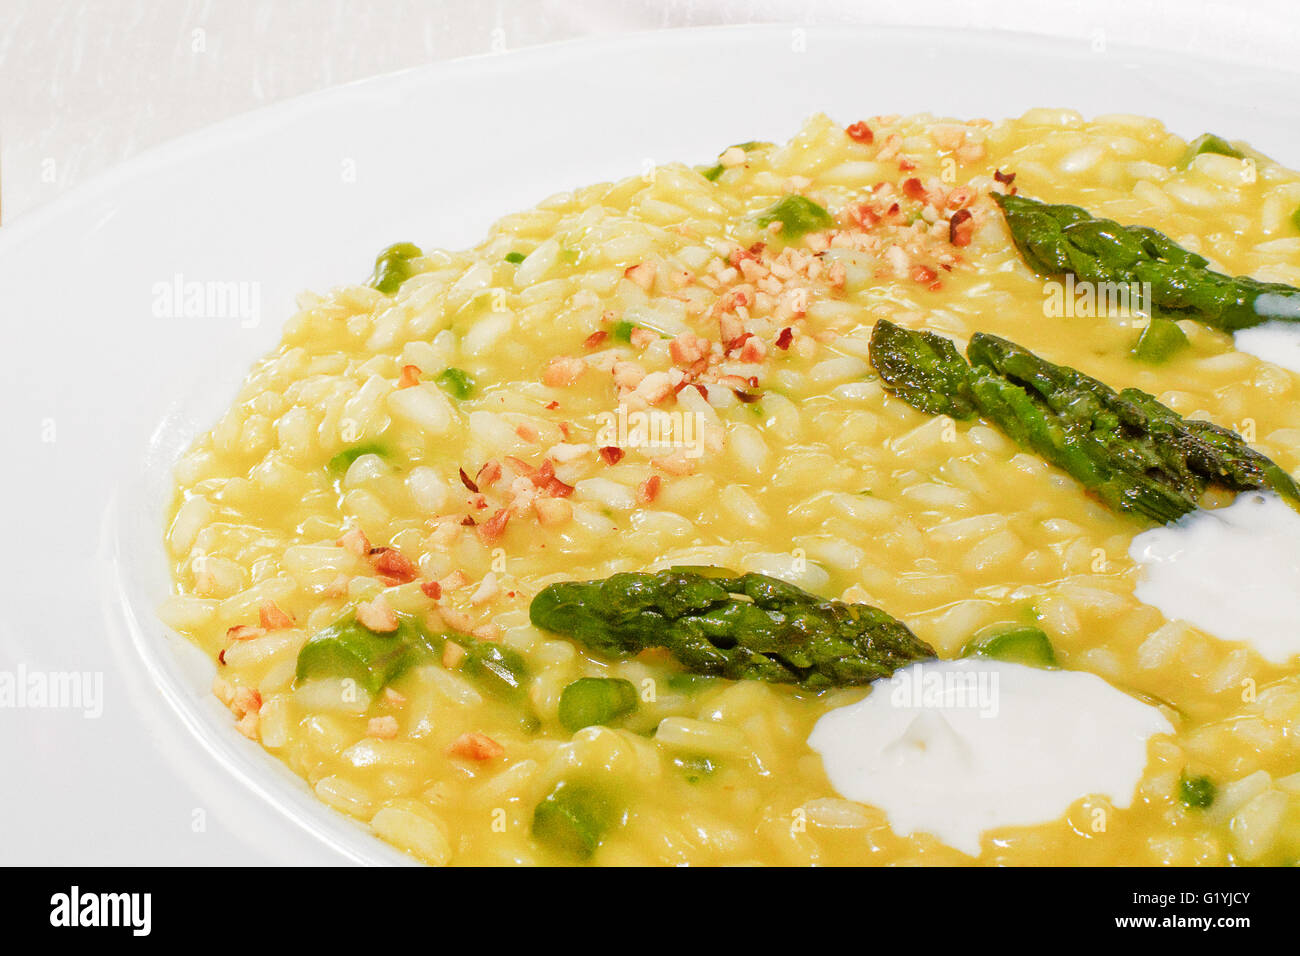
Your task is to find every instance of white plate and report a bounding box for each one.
[2,24,1297,865]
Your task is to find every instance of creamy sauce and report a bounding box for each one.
[808,659,1172,856]
[1129,492,1300,664]
[1235,321,1300,374]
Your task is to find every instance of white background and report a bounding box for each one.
[3,0,1298,223]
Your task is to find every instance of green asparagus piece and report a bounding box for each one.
[699,141,772,182]
[1177,133,1243,168]
[1132,317,1189,364]
[869,319,1300,523]
[459,638,530,707]
[1178,771,1216,809]
[665,673,720,695]
[557,677,638,732]
[755,195,834,240]
[367,242,423,295]
[962,625,1057,668]
[529,568,934,689]
[866,317,978,418]
[327,441,389,475]
[435,367,475,400]
[295,610,529,706]
[532,781,620,859]
[994,193,1300,331]
[295,613,423,695]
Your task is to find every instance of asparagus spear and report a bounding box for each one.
[869,319,1300,523]
[866,316,977,418]
[994,194,1300,331]
[296,610,530,704]
[529,568,935,689]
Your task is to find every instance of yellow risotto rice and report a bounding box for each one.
[160,109,1300,865]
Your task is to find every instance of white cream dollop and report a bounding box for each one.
[1129,491,1300,664]
[808,658,1172,857]
[1235,318,1300,374]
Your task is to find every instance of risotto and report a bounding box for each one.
[160,110,1300,866]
